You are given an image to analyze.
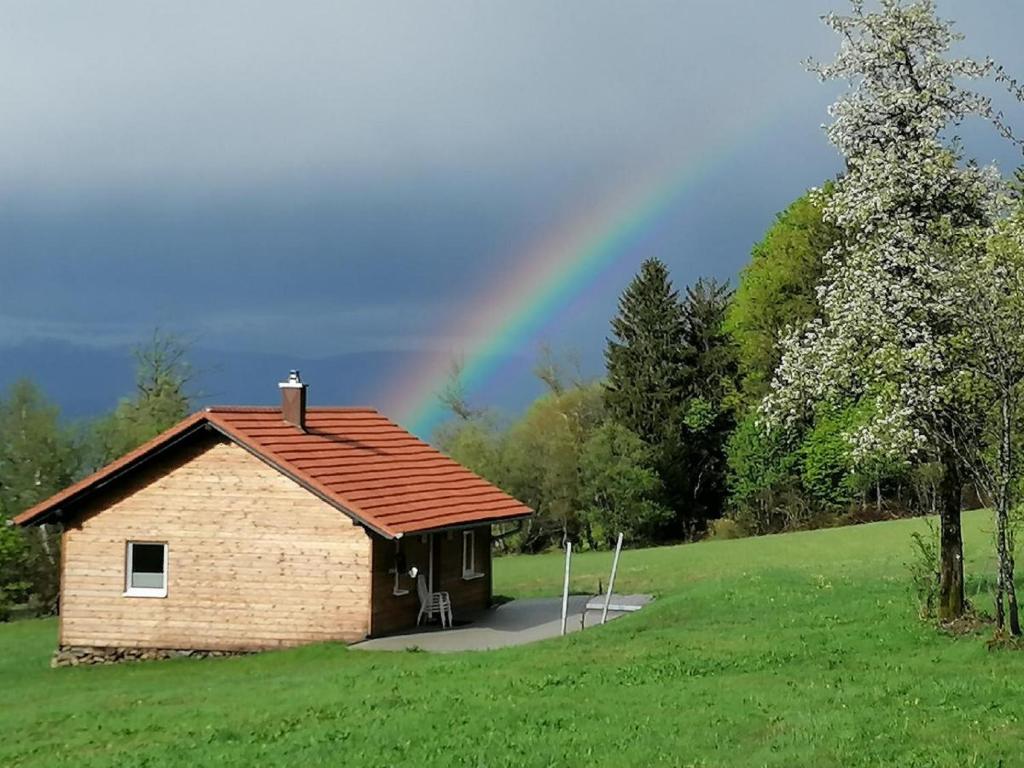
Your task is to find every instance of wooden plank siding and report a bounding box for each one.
[369,525,492,636]
[369,534,429,636]
[60,434,373,651]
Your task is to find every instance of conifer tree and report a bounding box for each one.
[678,277,737,527]
[605,258,691,533]
[605,258,689,446]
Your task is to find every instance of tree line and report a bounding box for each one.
[438,267,736,552]
[438,175,955,554]
[0,333,192,619]
[440,0,1024,639]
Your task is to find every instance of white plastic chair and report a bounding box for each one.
[416,574,453,628]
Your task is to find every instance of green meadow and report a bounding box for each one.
[2,509,1021,767]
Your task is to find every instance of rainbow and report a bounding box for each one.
[384,142,750,437]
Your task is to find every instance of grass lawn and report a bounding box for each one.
[2,509,1022,767]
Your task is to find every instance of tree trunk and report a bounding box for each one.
[937,448,965,621]
[1009,547,1021,637]
[994,500,1017,633]
[995,389,1021,636]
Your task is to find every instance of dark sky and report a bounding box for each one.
[2,1,1023,431]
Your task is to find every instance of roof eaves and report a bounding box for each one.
[394,509,535,536]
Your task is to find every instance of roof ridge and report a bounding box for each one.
[204,405,380,413]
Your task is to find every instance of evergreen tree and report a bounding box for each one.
[677,277,737,530]
[605,259,688,444]
[605,258,691,532]
[682,278,735,405]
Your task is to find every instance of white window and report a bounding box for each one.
[125,542,168,598]
[462,530,484,580]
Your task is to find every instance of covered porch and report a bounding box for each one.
[369,524,494,637]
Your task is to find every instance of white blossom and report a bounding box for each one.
[761,0,1018,469]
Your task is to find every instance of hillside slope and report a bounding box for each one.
[2,510,1020,767]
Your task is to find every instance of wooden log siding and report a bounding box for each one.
[60,435,373,651]
[369,524,492,636]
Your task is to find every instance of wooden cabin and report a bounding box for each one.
[14,372,532,664]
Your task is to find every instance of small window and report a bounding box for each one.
[125,542,167,597]
[462,530,484,580]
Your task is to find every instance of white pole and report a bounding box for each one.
[601,532,624,625]
[560,540,573,636]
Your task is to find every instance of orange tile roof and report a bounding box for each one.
[14,407,533,538]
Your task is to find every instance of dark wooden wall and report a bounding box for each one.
[369,525,492,636]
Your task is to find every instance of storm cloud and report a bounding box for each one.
[1,1,1022,417]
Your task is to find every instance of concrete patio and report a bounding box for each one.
[353,594,652,652]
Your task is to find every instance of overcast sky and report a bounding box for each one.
[2,1,1023,418]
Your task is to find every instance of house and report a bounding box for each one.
[14,372,532,664]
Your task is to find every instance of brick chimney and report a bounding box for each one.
[278,370,308,430]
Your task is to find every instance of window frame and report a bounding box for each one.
[124,541,168,598]
[462,530,484,580]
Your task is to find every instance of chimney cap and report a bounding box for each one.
[278,370,307,389]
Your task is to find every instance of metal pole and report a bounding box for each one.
[560,540,573,636]
[601,532,624,625]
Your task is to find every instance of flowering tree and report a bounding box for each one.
[762,0,1022,620]
[957,211,1024,635]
